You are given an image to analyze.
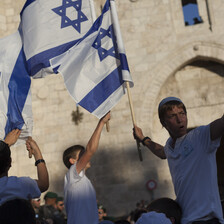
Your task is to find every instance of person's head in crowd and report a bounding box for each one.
[56,196,64,212]
[158,97,187,139]
[147,197,182,224]
[31,197,41,209]
[0,129,22,177]
[136,200,147,209]
[0,140,11,176]
[98,204,107,222]
[0,198,36,224]
[132,208,147,222]
[63,145,91,170]
[44,191,58,207]
[136,211,172,224]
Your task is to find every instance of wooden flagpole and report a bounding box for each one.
[110,0,143,161]
[125,81,142,161]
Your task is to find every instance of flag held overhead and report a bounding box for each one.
[0,31,33,144]
[50,0,133,119]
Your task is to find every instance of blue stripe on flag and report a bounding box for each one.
[119,53,130,71]
[79,65,124,112]
[27,39,80,76]
[5,49,31,135]
[20,0,36,16]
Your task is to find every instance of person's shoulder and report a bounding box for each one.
[68,163,84,179]
[0,176,24,183]
[18,176,37,183]
[188,125,209,136]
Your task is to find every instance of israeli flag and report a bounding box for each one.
[50,0,133,118]
[20,0,94,78]
[0,31,32,143]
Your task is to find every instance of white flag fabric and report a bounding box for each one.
[50,0,133,118]
[20,0,94,78]
[0,31,33,144]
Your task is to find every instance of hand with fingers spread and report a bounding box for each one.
[4,129,21,146]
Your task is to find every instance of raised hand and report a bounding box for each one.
[100,111,111,124]
[133,125,144,142]
[4,129,21,146]
[26,137,42,159]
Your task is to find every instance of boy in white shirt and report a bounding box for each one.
[63,112,111,224]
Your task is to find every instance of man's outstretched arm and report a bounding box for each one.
[133,125,166,159]
[210,114,224,141]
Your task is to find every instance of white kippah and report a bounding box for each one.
[136,211,172,224]
[158,97,183,111]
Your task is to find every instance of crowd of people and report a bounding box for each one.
[0,96,224,224]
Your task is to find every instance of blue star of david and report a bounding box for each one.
[52,0,88,33]
[92,25,119,61]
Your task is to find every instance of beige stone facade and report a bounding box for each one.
[1,0,224,217]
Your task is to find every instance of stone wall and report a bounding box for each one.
[1,0,224,217]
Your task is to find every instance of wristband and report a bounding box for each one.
[141,137,151,146]
[35,159,45,166]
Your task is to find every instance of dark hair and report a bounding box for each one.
[114,220,130,224]
[0,198,36,224]
[147,197,182,224]
[132,208,147,222]
[158,101,186,126]
[0,141,11,174]
[63,145,85,168]
[56,196,64,202]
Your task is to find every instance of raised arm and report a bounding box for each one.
[76,112,111,174]
[133,125,166,159]
[210,114,224,141]
[26,137,49,192]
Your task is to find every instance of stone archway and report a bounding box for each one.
[139,41,224,130]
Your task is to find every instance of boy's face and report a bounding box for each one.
[163,105,188,139]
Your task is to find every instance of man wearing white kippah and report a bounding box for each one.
[133,97,224,224]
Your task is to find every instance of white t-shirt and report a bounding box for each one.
[64,163,98,224]
[0,176,41,205]
[164,125,224,224]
